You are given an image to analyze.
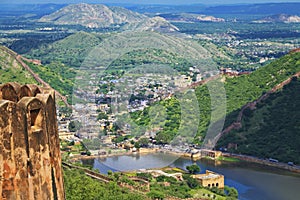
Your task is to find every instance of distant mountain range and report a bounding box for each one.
[128,3,300,16]
[127,4,207,14]
[0,4,65,18]
[39,3,179,32]
[253,14,300,23]
[2,2,300,23]
[203,3,300,15]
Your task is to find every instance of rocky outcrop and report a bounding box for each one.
[0,83,64,200]
[290,48,300,54]
[253,14,300,23]
[126,16,180,32]
[159,13,225,23]
[196,15,225,22]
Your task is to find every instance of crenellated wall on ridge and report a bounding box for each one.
[0,82,65,200]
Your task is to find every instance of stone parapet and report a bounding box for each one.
[0,82,65,200]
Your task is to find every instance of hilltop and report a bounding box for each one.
[39,3,147,28]
[125,16,179,32]
[203,3,300,15]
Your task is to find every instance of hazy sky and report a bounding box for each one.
[3,0,300,5]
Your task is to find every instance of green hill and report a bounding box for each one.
[27,31,202,74]
[0,46,36,84]
[222,51,300,126]
[24,61,76,100]
[27,31,103,68]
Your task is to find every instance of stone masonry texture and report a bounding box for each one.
[0,82,65,200]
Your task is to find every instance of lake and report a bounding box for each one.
[81,152,300,200]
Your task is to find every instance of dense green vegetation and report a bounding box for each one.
[131,52,300,145]
[150,176,192,199]
[25,61,76,99]
[218,77,300,164]
[223,51,300,126]
[109,48,192,73]
[0,46,36,84]
[64,169,145,200]
[127,100,178,144]
[7,31,70,55]
[64,166,238,200]
[186,164,201,174]
[27,31,194,75]
[28,32,103,68]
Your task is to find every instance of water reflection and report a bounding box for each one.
[82,158,95,167]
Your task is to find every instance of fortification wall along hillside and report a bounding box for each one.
[0,82,65,200]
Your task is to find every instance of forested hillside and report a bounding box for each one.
[25,61,76,99]
[28,32,103,68]
[218,76,300,164]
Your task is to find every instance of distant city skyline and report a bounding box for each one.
[3,0,300,5]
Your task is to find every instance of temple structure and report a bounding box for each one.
[192,170,224,189]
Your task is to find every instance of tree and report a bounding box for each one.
[86,151,91,156]
[136,173,152,180]
[183,174,200,189]
[139,137,149,147]
[186,164,200,174]
[97,112,108,120]
[225,186,238,198]
[147,190,165,200]
[134,142,140,149]
[68,120,82,132]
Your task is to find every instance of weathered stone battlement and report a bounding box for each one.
[0,82,65,200]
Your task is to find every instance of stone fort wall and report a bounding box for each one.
[0,83,64,200]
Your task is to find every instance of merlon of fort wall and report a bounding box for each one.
[0,82,65,200]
